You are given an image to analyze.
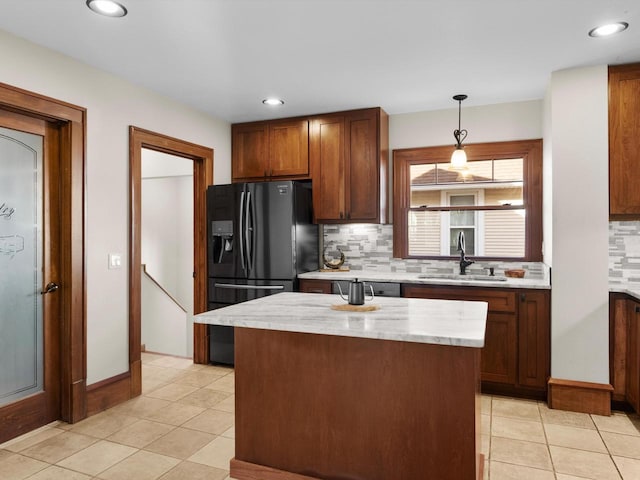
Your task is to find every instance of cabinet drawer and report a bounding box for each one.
[402,285,516,313]
[299,279,332,294]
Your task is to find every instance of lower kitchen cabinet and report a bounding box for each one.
[482,312,517,385]
[403,285,550,399]
[518,291,551,389]
[301,279,551,398]
[628,300,640,412]
[610,293,640,412]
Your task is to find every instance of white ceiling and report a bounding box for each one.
[1,0,639,123]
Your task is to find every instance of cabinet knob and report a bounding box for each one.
[520,293,526,302]
[347,212,351,219]
[264,170,268,177]
[635,305,640,314]
[339,212,344,219]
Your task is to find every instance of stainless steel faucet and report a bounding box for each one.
[457,231,474,275]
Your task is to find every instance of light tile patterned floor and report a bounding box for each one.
[2,352,640,479]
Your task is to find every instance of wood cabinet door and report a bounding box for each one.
[310,115,346,222]
[610,295,629,403]
[345,109,379,222]
[482,312,517,385]
[627,300,640,412]
[269,119,309,177]
[232,122,268,180]
[299,279,332,294]
[610,63,640,218]
[517,290,550,389]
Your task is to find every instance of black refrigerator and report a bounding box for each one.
[206,180,318,365]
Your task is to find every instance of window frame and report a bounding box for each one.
[392,139,543,261]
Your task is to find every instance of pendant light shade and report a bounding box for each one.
[451,147,467,167]
[451,94,468,167]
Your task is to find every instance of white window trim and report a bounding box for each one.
[440,189,485,256]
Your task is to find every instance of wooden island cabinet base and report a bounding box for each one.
[232,327,483,480]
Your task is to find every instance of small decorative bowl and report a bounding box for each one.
[504,269,525,278]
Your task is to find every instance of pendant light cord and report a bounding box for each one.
[453,94,468,148]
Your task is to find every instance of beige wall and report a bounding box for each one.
[548,65,609,384]
[0,30,231,384]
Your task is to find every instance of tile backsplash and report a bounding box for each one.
[609,221,640,286]
[321,221,640,286]
[321,224,547,279]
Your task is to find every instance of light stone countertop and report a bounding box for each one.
[610,285,640,302]
[298,268,551,289]
[194,292,488,348]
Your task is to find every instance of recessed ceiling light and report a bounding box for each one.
[262,98,285,106]
[86,0,128,17]
[588,22,628,37]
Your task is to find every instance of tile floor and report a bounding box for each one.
[2,352,640,479]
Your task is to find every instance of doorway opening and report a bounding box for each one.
[129,127,213,395]
[141,149,194,358]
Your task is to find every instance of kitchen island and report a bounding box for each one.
[195,292,488,480]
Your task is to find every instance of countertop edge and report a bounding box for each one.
[298,271,551,289]
[206,320,486,348]
[610,286,640,302]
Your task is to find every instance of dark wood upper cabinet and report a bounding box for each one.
[609,63,640,218]
[231,107,388,221]
[232,122,269,180]
[269,119,309,177]
[232,119,309,181]
[310,114,346,221]
[311,107,389,224]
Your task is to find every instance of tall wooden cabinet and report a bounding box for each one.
[609,63,640,218]
[310,107,388,223]
[232,119,309,181]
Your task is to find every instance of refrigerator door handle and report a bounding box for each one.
[214,283,285,291]
[245,190,253,273]
[239,189,246,274]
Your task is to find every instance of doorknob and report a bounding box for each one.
[41,282,59,295]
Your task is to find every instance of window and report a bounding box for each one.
[393,140,542,261]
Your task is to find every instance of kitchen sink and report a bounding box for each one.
[417,274,508,282]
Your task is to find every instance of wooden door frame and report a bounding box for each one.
[129,127,213,394]
[0,82,87,425]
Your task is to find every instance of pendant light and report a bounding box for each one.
[451,94,468,168]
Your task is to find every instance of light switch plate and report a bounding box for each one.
[108,253,122,269]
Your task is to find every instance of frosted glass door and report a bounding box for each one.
[0,126,43,407]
